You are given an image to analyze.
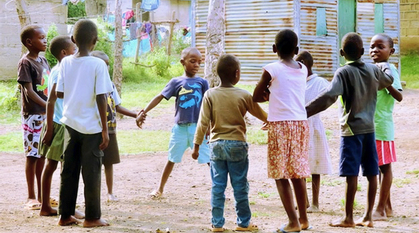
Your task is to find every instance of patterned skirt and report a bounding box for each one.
[267,121,311,179]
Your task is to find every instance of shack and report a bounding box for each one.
[193,0,400,81]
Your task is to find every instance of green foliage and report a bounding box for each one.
[0,132,22,153]
[67,1,86,23]
[0,81,20,113]
[401,53,419,89]
[172,28,191,55]
[45,24,59,68]
[95,18,115,76]
[117,130,171,154]
[247,127,267,145]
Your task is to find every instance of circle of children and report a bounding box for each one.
[17,18,401,232]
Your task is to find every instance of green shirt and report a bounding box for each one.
[374,64,402,141]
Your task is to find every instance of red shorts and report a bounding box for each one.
[376,140,397,166]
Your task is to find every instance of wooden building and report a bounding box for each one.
[193,0,400,81]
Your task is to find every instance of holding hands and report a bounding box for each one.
[136,109,147,128]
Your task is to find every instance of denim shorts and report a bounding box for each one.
[168,123,210,164]
[339,133,379,176]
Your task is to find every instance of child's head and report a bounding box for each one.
[340,32,364,61]
[180,47,202,77]
[91,50,110,66]
[49,36,76,62]
[72,19,98,51]
[369,33,394,63]
[20,25,47,53]
[273,29,299,59]
[295,50,313,71]
[216,54,241,85]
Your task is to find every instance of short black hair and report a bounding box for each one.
[342,32,364,60]
[375,33,394,48]
[49,36,72,59]
[20,24,43,46]
[275,29,298,56]
[295,50,313,69]
[72,19,98,46]
[216,54,240,83]
[181,47,201,60]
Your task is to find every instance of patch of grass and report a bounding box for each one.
[325,129,333,140]
[321,179,343,187]
[257,191,273,198]
[357,184,362,191]
[247,127,267,145]
[406,170,419,175]
[117,130,170,154]
[0,81,21,125]
[252,211,273,217]
[306,177,312,183]
[340,198,360,209]
[249,201,255,205]
[0,132,22,153]
[393,178,411,188]
[401,53,419,89]
[120,81,175,110]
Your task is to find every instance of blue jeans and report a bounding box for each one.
[210,140,251,228]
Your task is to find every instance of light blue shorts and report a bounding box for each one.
[168,123,210,164]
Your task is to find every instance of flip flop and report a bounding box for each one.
[211,225,225,232]
[236,223,258,231]
[276,224,300,233]
[50,197,59,207]
[25,199,41,210]
[302,226,313,231]
[149,190,162,199]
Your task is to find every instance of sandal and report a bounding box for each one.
[50,197,59,207]
[236,223,258,231]
[25,199,41,210]
[211,225,225,232]
[149,190,162,199]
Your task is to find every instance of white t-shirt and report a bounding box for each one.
[57,55,113,134]
[264,61,308,121]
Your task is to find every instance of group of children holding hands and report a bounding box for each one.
[17,17,402,232]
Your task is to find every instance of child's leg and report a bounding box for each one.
[40,159,58,216]
[291,178,309,229]
[373,164,392,220]
[356,175,377,227]
[307,174,320,213]
[330,176,357,227]
[275,179,301,232]
[386,193,393,217]
[25,157,38,200]
[211,159,228,228]
[155,160,175,195]
[104,164,114,194]
[80,132,108,227]
[228,156,250,228]
[35,156,45,201]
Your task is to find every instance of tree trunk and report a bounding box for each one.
[113,0,123,96]
[85,0,107,17]
[204,0,225,87]
[15,0,31,55]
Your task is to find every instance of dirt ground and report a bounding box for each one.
[0,89,419,233]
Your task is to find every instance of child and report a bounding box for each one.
[305,32,393,228]
[136,47,210,198]
[192,54,267,232]
[369,34,403,220]
[253,29,311,233]
[17,24,50,210]
[91,50,138,202]
[56,19,113,227]
[38,35,80,217]
[295,51,332,213]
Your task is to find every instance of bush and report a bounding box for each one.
[172,28,192,55]
[0,81,20,112]
[67,1,87,24]
[95,18,115,76]
[45,24,59,68]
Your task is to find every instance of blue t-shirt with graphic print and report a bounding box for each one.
[161,76,209,124]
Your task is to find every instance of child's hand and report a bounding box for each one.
[375,62,391,76]
[41,126,54,146]
[261,122,269,131]
[136,110,147,128]
[99,131,109,150]
[191,144,200,160]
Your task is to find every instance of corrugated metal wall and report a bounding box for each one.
[194,0,400,81]
[299,0,339,78]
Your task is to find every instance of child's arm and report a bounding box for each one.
[97,94,109,150]
[386,86,403,102]
[116,105,137,118]
[136,94,165,128]
[21,83,47,108]
[253,70,272,102]
[41,83,58,146]
[192,93,211,160]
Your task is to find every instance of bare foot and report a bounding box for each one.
[39,206,57,216]
[329,218,355,228]
[372,210,387,221]
[58,216,81,226]
[307,206,320,213]
[279,223,300,233]
[83,218,109,228]
[385,208,393,217]
[74,210,85,219]
[355,217,374,227]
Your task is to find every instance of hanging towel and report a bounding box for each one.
[141,0,160,12]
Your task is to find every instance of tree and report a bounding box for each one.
[15,0,31,55]
[204,0,225,87]
[85,0,107,17]
[112,0,123,96]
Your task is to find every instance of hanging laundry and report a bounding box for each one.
[141,0,160,12]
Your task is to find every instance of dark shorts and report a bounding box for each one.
[339,133,379,177]
[103,133,120,166]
